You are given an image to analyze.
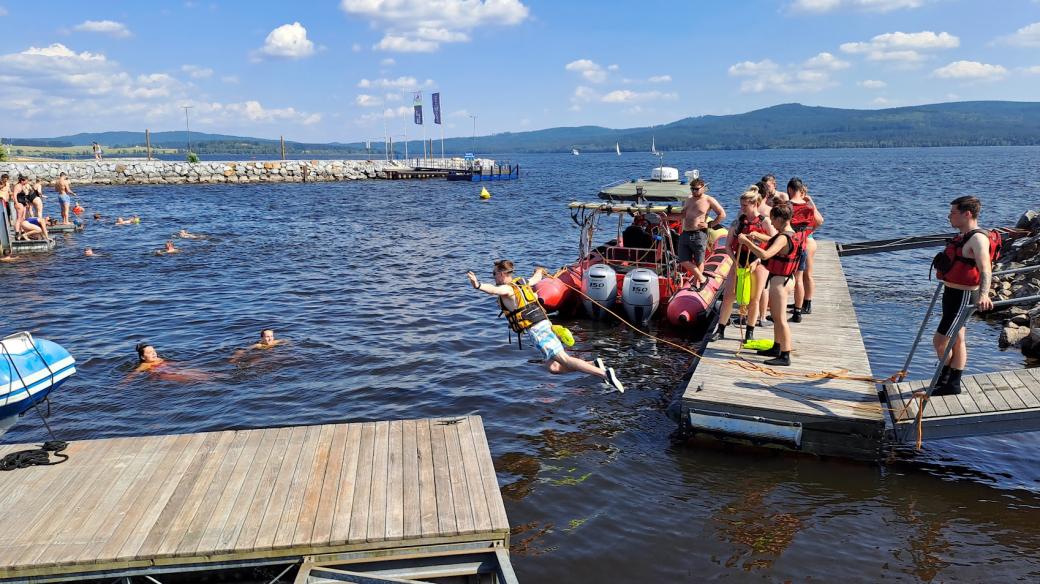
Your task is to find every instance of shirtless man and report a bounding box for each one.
[156,240,179,255]
[55,172,76,224]
[928,196,994,396]
[677,178,726,284]
[467,260,624,392]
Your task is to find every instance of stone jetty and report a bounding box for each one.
[0,159,416,185]
[990,209,1040,359]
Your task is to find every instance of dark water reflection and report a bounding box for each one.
[2,147,1038,582]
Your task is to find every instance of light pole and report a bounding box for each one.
[469,114,477,154]
[182,105,193,159]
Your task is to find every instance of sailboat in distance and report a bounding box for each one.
[651,136,657,154]
[572,148,580,156]
[616,142,621,156]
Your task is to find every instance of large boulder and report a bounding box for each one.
[1000,324,1030,348]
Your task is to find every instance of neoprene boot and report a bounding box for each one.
[790,309,802,323]
[932,368,963,396]
[744,326,755,342]
[764,351,791,366]
[803,299,813,314]
[710,324,726,342]
[757,345,781,357]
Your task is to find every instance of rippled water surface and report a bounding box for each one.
[2,147,1039,582]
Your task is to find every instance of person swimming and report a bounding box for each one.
[129,342,210,382]
[230,329,286,364]
[115,217,132,225]
[155,241,180,255]
[177,229,206,239]
[84,247,95,257]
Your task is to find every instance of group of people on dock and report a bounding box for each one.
[0,172,80,244]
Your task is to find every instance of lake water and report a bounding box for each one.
[2,146,1038,582]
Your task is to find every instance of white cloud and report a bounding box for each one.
[357,76,432,89]
[803,52,850,70]
[728,58,839,93]
[872,96,893,105]
[1022,65,1040,75]
[380,57,396,66]
[181,64,213,79]
[858,79,887,88]
[932,60,1008,80]
[647,74,672,83]
[355,94,383,107]
[384,92,403,101]
[342,0,530,52]
[607,64,619,71]
[841,31,958,65]
[565,59,608,83]
[600,89,677,103]
[73,19,132,38]
[259,22,315,59]
[998,22,1040,47]
[791,0,924,12]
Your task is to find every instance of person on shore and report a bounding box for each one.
[712,185,776,342]
[28,178,45,220]
[738,203,807,367]
[928,196,996,395]
[11,175,31,236]
[22,215,49,240]
[678,178,726,285]
[92,142,102,161]
[0,174,10,205]
[787,178,824,323]
[467,260,624,392]
[55,172,76,225]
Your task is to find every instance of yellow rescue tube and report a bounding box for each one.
[551,324,574,346]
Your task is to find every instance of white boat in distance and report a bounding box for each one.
[616,142,621,156]
[651,136,657,154]
[572,148,580,156]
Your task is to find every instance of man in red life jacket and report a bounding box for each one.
[930,196,995,396]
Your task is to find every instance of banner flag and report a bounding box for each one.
[432,92,441,125]
[413,91,423,125]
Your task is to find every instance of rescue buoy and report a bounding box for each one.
[735,266,751,306]
[72,204,84,216]
[479,187,491,200]
[742,338,774,351]
[551,324,574,346]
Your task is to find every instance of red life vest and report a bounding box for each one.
[932,229,1002,287]
[728,213,769,255]
[790,202,816,234]
[764,231,807,277]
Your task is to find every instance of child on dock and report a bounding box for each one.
[737,203,806,367]
[467,260,624,392]
[787,178,824,322]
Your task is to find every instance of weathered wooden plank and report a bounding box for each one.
[330,423,363,545]
[416,418,439,537]
[191,428,269,554]
[469,417,509,532]
[443,420,476,535]
[229,426,293,553]
[347,422,376,544]
[272,425,323,549]
[310,422,349,545]
[1017,368,1040,405]
[985,372,1027,411]
[1000,370,1040,409]
[385,420,405,541]
[456,418,494,534]
[975,374,1011,411]
[251,425,310,551]
[401,419,421,540]
[962,377,997,413]
[366,420,390,543]
[430,419,458,537]
[293,424,336,548]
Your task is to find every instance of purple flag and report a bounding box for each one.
[432,92,441,125]
[413,91,423,125]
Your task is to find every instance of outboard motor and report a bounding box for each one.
[582,263,617,320]
[622,268,660,326]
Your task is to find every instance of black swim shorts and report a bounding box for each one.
[937,285,972,336]
[678,229,708,265]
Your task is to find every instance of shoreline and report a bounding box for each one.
[0,158,420,185]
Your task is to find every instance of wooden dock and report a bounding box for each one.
[678,241,886,459]
[0,416,515,583]
[381,168,449,180]
[883,368,1040,440]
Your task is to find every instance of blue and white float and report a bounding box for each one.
[0,332,76,423]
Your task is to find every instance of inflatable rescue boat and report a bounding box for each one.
[0,332,76,421]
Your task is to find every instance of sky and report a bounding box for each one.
[0,0,1038,143]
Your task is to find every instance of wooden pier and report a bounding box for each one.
[679,241,885,459]
[0,416,515,583]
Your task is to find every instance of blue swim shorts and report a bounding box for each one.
[526,320,564,362]
[58,194,72,206]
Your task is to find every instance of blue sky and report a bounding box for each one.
[1,0,1038,142]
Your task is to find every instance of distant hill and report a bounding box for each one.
[8,101,1040,157]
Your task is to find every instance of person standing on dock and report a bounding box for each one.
[467,260,625,392]
[55,172,76,225]
[678,178,726,285]
[787,178,824,322]
[737,203,807,367]
[929,196,996,395]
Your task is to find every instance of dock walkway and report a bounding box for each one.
[0,416,514,583]
[679,241,886,458]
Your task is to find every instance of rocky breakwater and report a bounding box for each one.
[990,210,1040,359]
[0,159,412,185]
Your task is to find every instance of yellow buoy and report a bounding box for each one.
[742,338,774,351]
[479,186,491,199]
[551,324,575,347]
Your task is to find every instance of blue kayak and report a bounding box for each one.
[0,332,76,420]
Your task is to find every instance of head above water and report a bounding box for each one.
[136,342,159,363]
[260,329,275,344]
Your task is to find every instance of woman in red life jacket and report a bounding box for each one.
[787,178,825,322]
[712,185,776,343]
[928,196,995,396]
[738,203,805,367]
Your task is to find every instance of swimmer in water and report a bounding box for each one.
[134,343,165,372]
[129,342,210,382]
[84,247,95,257]
[230,328,286,363]
[115,217,132,225]
[177,229,206,239]
[155,241,179,255]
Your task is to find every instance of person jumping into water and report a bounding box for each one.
[928,195,995,396]
[678,178,726,286]
[467,260,624,392]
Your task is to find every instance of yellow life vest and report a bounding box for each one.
[498,278,547,335]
